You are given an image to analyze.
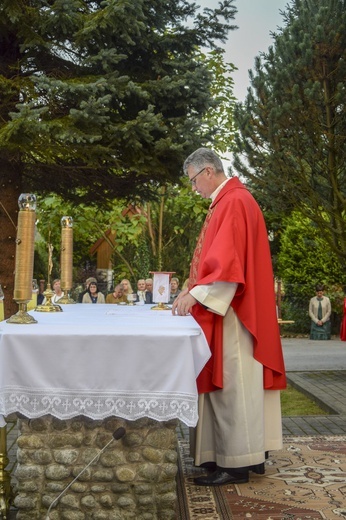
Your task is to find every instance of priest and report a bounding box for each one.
[172,148,286,486]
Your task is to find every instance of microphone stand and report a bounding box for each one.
[45,427,126,519]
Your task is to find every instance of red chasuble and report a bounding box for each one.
[189,177,286,394]
[340,298,346,341]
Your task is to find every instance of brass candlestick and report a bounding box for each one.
[151,302,171,311]
[35,242,62,312]
[36,282,63,312]
[58,216,75,304]
[7,194,37,324]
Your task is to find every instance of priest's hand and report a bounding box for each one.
[172,289,197,316]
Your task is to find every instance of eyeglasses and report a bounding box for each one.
[189,167,206,185]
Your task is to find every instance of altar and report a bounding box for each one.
[0,304,210,519]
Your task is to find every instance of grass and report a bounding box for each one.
[280,384,328,416]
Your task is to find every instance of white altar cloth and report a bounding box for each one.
[0,304,210,426]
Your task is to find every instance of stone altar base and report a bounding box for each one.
[14,415,178,520]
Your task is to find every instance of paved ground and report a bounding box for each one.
[281,336,346,435]
[283,370,346,435]
[282,336,346,371]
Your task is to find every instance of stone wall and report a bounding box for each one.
[14,415,178,519]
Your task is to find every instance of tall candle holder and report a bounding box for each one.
[27,279,38,311]
[58,216,75,304]
[7,194,38,324]
[150,271,175,310]
[0,284,4,322]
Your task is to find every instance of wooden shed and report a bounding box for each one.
[89,205,142,270]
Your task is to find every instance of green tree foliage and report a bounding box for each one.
[0,0,237,200]
[198,49,237,154]
[0,0,237,315]
[277,211,345,333]
[232,0,346,270]
[35,181,209,288]
[143,183,209,280]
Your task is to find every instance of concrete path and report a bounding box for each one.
[282,337,346,371]
[280,336,346,435]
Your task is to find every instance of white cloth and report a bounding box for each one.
[0,305,210,427]
[153,273,170,303]
[190,282,282,467]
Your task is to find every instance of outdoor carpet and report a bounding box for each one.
[176,436,346,519]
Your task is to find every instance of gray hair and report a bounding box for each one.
[183,148,224,176]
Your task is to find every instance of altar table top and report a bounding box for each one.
[0,304,211,427]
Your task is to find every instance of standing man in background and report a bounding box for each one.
[172,148,286,486]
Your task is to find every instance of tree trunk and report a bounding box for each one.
[0,157,22,319]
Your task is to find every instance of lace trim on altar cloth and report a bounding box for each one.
[0,388,199,427]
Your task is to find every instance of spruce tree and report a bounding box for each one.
[0,0,236,315]
[233,0,346,269]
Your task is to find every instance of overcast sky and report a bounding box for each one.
[196,0,289,100]
[192,0,289,167]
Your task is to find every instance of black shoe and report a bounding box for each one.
[193,469,249,486]
[199,461,217,472]
[250,462,265,475]
[230,463,265,475]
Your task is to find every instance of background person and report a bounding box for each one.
[145,278,153,303]
[341,286,346,341]
[78,277,97,303]
[172,147,286,486]
[145,278,153,291]
[120,278,133,298]
[182,278,189,290]
[82,281,105,304]
[37,279,46,305]
[169,277,181,304]
[309,284,331,340]
[135,279,152,304]
[106,284,127,304]
[51,279,64,304]
[135,279,147,303]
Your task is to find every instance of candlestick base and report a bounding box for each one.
[58,296,75,304]
[35,284,63,312]
[58,292,75,305]
[35,302,63,312]
[151,302,171,311]
[6,302,38,324]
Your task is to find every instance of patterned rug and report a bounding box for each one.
[176,436,346,519]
